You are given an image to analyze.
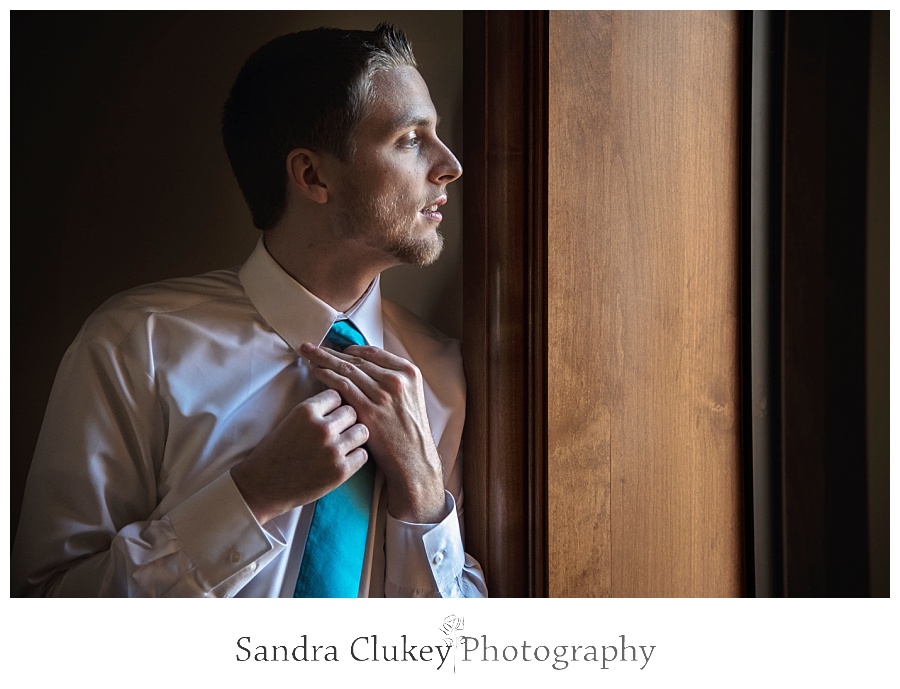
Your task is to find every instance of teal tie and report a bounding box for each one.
[294,319,375,598]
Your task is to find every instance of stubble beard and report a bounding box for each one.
[380,223,444,267]
[337,182,445,268]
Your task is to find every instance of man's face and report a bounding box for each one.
[328,66,462,267]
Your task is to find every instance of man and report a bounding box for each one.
[12,24,487,598]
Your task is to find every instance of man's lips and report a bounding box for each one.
[420,196,447,220]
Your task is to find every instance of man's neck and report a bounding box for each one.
[262,230,383,313]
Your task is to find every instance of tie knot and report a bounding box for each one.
[327,319,366,351]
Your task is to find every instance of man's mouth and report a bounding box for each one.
[420,197,446,221]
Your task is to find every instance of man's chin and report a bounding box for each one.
[391,231,444,267]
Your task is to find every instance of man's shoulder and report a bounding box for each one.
[381,298,460,357]
[381,298,465,399]
[80,267,246,345]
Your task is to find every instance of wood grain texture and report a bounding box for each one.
[547,11,743,596]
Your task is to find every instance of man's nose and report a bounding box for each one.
[431,141,463,185]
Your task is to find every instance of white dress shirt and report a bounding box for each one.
[12,239,487,598]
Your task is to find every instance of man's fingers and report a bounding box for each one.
[325,403,358,431]
[303,342,418,385]
[329,424,369,482]
[302,388,344,415]
[303,345,383,394]
[308,365,371,406]
[341,423,369,453]
[342,344,413,372]
[344,445,369,470]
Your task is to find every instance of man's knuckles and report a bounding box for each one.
[296,390,339,417]
[380,371,409,397]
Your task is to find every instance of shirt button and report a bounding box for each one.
[249,562,257,572]
[432,552,444,565]
[230,550,241,563]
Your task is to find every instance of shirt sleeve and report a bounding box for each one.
[383,491,488,598]
[11,328,284,597]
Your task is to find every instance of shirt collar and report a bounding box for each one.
[238,237,384,354]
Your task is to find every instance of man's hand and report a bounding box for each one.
[230,389,369,525]
[299,343,447,524]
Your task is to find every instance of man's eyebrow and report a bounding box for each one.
[384,113,441,133]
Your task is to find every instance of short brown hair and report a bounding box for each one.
[222,23,416,230]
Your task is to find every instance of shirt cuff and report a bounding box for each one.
[168,471,285,592]
[385,491,465,596]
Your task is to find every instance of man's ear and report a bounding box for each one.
[286,148,329,204]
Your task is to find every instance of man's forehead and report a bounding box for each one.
[367,67,438,132]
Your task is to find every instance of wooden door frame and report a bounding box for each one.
[461,10,548,597]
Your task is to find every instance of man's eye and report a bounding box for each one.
[400,133,421,148]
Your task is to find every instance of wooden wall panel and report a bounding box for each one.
[547,11,743,596]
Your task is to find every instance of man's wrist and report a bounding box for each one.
[230,464,283,526]
[385,471,446,524]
